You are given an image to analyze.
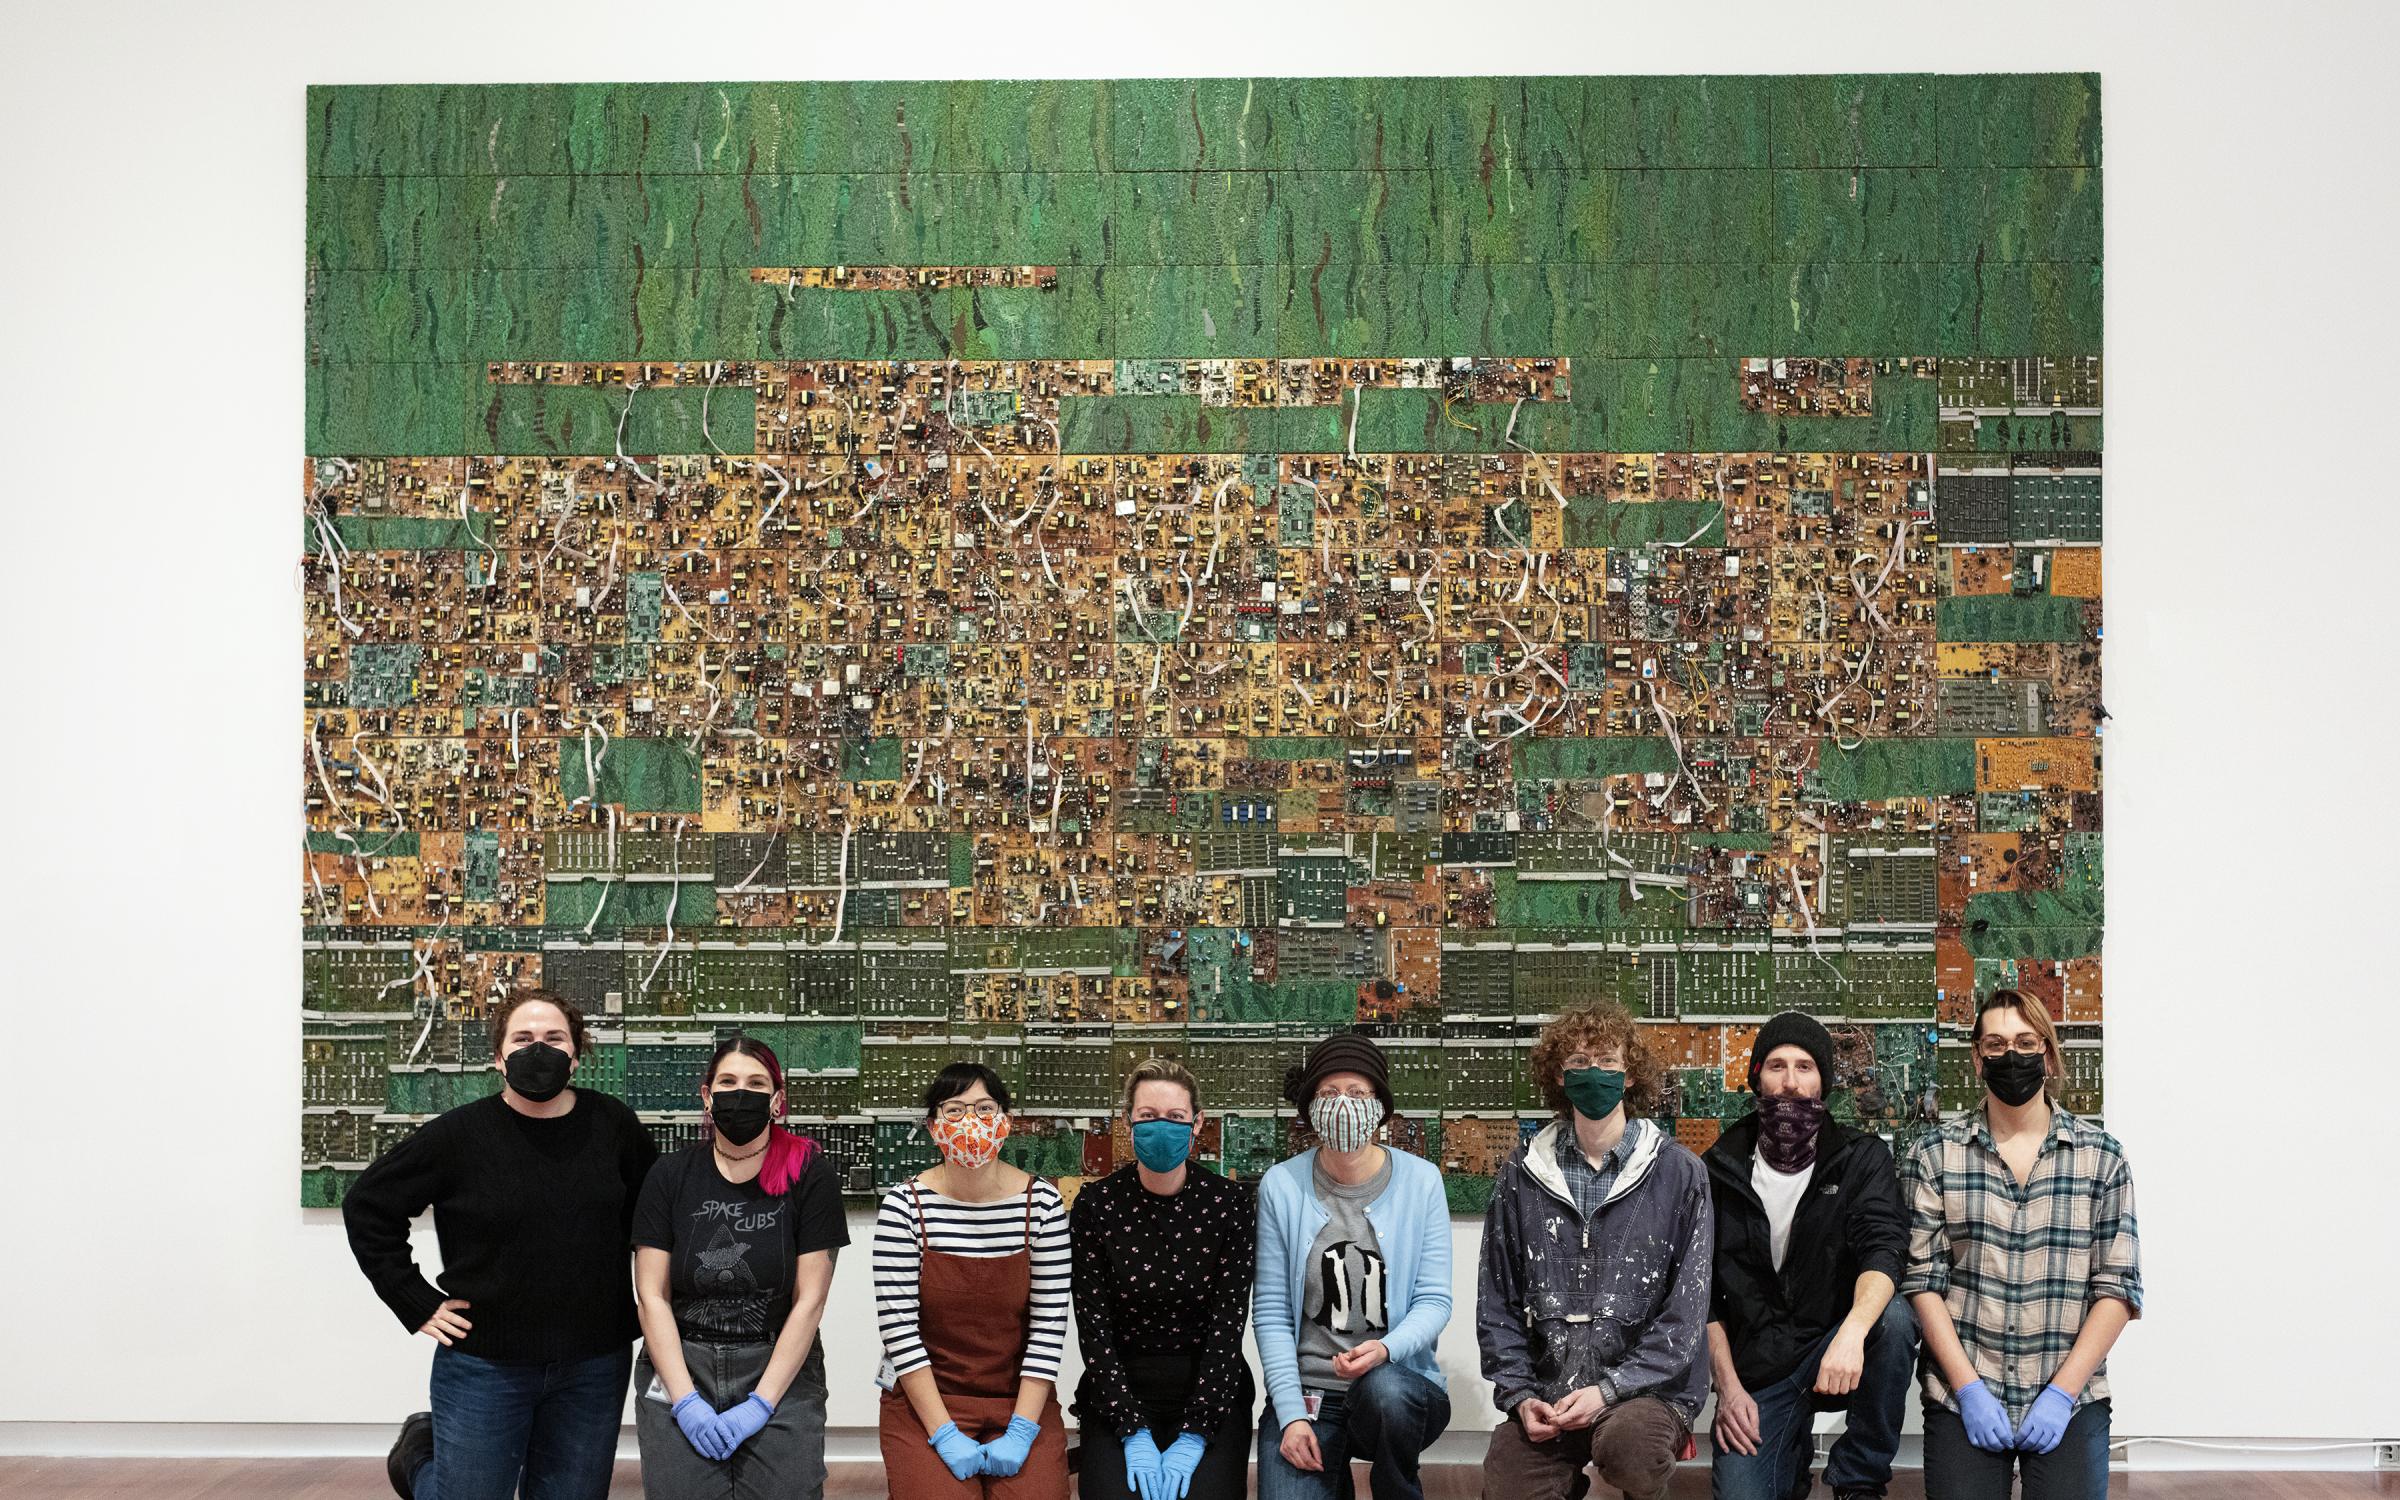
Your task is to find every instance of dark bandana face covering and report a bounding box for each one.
[1755,1091,1827,1173]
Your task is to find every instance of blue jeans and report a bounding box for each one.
[1922,1397,2110,1500]
[1712,1300,1916,1500]
[416,1343,631,1500]
[1256,1363,1452,1500]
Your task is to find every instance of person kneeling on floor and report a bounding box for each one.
[1476,1000,1713,1500]
[1704,1011,1915,1500]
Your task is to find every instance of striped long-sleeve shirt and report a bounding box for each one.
[873,1176,1072,1388]
[1898,1104,2142,1424]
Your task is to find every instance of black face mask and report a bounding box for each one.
[711,1087,774,1146]
[504,1041,573,1102]
[1981,1050,2048,1107]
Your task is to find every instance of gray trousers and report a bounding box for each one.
[633,1338,829,1500]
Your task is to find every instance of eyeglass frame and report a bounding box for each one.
[1973,1036,2050,1059]
[1561,1050,1626,1074]
[933,1099,1006,1122]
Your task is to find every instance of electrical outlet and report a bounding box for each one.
[2376,1440,2400,1470]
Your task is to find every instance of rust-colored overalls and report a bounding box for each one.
[877,1182,1069,1498]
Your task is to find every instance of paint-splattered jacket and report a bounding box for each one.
[1474,1117,1715,1424]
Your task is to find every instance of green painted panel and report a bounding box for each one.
[543,878,716,931]
[1561,498,1725,548]
[307,512,492,552]
[558,736,702,812]
[477,383,755,457]
[1814,739,1979,801]
[1773,75,1941,168]
[1961,889,2104,959]
[306,830,419,857]
[1513,738,1680,780]
[1935,595,2091,643]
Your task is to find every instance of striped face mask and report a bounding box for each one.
[1310,1093,1385,1153]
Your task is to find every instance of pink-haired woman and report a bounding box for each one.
[629,1037,850,1500]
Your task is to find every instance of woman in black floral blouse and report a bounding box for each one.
[1069,1058,1257,1500]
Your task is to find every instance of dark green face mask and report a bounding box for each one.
[1563,1067,1627,1121]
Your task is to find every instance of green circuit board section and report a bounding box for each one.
[308,76,2099,456]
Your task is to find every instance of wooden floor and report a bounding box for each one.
[0,1460,2392,1498]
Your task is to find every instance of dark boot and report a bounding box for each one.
[386,1411,433,1499]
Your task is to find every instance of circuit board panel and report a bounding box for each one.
[303,77,2104,1210]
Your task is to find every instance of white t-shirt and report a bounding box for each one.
[1751,1154,1814,1273]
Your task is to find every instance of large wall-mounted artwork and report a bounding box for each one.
[302,76,2104,1210]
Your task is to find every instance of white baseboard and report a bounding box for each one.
[0,1424,2382,1471]
[2110,1437,2389,1471]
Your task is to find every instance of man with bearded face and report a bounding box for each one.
[1702,1012,1914,1500]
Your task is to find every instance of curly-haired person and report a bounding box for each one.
[1474,1000,1713,1500]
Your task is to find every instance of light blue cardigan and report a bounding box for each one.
[1251,1145,1453,1432]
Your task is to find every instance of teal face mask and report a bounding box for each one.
[1130,1118,1194,1173]
[1563,1067,1627,1121]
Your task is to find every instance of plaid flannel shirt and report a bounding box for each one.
[1898,1104,2142,1424]
[1556,1117,1639,1221]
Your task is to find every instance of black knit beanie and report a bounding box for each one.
[1282,1030,1395,1115]
[1748,1011,1834,1094]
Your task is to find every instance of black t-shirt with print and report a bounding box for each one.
[631,1139,849,1344]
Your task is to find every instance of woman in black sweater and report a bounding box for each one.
[1070,1058,1256,1500]
[343,989,659,1500]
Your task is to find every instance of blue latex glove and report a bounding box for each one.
[673,1393,731,1460]
[978,1414,1042,1478]
[2016,1384,2076,1454]
[1122,1429,1167,1500]
[712,1393,774,1454]
[928,1420,985,1481]
[1157,1432,1207,1499]
[1955,1380,2015,1454]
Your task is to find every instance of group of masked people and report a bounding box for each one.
[344,985,2139,1500]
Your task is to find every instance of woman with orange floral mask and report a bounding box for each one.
[870,1063,1072,1499]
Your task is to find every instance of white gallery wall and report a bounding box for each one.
[1,0,2394,1463]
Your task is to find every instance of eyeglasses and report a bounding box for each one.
[1562,1053,1621,1072]
[935,1101,1004,1122]
[1975,1037,2047,1058]
[1130,1109,1195,1124]
[1314,1085,1375,1101]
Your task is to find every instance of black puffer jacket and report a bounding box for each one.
[1704,1112,1905,1390]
